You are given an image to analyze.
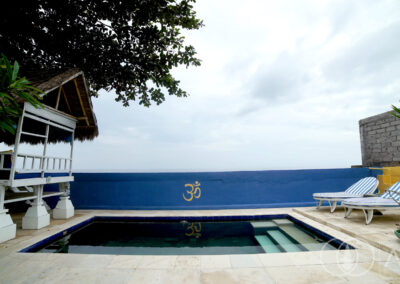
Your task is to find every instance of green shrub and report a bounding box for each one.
[0,54,44,134]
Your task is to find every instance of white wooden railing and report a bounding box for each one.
[0,152,12,171]
[0,103,76,187]
[0,152,72,174]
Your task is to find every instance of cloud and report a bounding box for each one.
[245,53,312,104]
[74,0,399,171]
[323,20,400,92]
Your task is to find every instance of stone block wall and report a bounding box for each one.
[359,111,400,167]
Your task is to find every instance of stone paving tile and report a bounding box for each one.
[30,267,98,284]
[324,262,398,284]
[231,267,275,283]
[127,268,169,284]
[200,269,239,284]
[200,255,231,269]
[199,267,276,284]
[94,268,137,284]
[359,261,400,281]
[78,254,114,268]
[50,253,89,268]
[164,268,201,284]
[375,261,400,283]
[0,251,33,267]
[257,252,295,267]
[229,254,263,268]
[265,264,347,284]
[136,255,177,269]
[108,255,143,269]
[0,258,52,284]
[174,255,201,268]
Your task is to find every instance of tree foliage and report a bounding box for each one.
[0,0,203,107]
[392,105,400,119]
[0,55,43,134]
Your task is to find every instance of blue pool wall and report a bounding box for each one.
[59,168,378,210]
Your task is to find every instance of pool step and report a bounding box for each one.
[252,220,334,253]
[272,219,293,225]
[254,235,282,253]
[279,225,335,251]
[267,230,303,252]
[250,221,277,235]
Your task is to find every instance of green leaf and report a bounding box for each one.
[392,104,400,113]
[1,54,13,82]
[0,54,46,135]
[391,105,400,120]
[12,61,19,81]
[391,112,400,119]
[0,121,16,134]
[0,91,15,101]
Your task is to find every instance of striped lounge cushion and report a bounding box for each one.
[382,181,400,202]
[345,177,377,195]
[313,192,359,199]
[343,197,399,207]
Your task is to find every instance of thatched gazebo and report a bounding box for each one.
[0,68,98,242]
[1,68,98,145]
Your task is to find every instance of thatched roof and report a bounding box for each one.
[1,68,98,145]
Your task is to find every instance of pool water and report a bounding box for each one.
[22,215,353,255]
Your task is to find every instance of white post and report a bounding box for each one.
[37,123,50,212]
[53,183,74,219]
[0,185,16,243]
[54,129,75,220]
[41,123,50,175]
[69,132,74,176]
[22,185,50,229]
[10,107,25,183]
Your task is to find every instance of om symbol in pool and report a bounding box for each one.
[185,222,201,238]
[183,181,201,202]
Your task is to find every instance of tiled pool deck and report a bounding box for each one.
[1,207,400,283]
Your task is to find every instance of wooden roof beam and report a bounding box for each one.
[55,86,62,109]
[61,86,72,114]
[73,79,90,126]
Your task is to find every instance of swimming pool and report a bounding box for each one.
[21,215,353,255]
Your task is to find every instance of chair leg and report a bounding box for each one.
[344,207,353,218]
[330,201,337,213]
[316,200,322,209]
[363,209,374,225]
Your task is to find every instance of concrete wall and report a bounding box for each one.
[68,168,373,210]
[359,111,400,167]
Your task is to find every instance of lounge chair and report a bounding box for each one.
[342,181,400,225]
[313,177,378,213]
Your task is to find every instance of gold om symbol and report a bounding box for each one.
[183,181,201,202]
[185,222,201,238]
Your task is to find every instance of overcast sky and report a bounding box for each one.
[5,0,400,172]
